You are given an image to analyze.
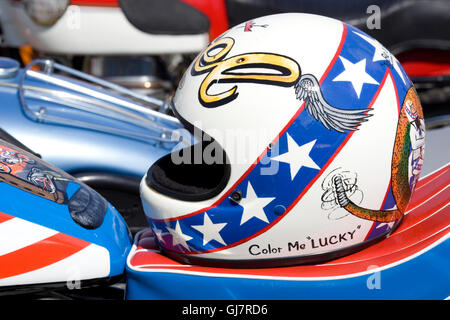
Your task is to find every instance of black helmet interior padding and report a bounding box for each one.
[146,140,231,201]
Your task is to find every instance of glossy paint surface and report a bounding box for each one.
[0,62,181,178]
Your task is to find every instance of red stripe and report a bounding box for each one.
[0,212,14,224]
[415,164,450,189]
[180,0,229,40]
[151,23,349,224]
[380,182,392,209]
[363,69,401,241]
[135,226,449,278]
[0,233,90,279]
[398,186,449,233]
[70,0,118,6]
[390,65,402,115]
[364,180,393,242]
[408,174,449,211]
[363,223,376,241]
[370,176,393,242]
[363,68,401,241]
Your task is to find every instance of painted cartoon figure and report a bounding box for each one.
[333,87,425,223]
[0,141,107,229]
[0,148,35,165]
[0,145,66,203]
[27,167,63,194]
[405,98,425,190]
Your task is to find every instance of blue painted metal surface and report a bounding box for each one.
[0,58,184,178]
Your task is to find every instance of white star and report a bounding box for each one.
[353,31,407,84]
[152,226,166,244]
[376,221,396,230]
[166,221,193,250]
[333,56,379,98]
[191,212,227,246]
[353,31,388,63]
[240,182,275,225]
[271,134,320,180]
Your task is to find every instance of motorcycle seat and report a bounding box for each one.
[118,0,210,35]
[225,0,450,54]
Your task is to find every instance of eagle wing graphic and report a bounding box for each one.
[294,74,372,133]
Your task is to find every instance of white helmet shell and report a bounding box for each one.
[140,13,425,267]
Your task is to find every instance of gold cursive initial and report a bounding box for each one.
[191,37,301,108]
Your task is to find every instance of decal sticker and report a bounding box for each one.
[405,96,425,191]
[0,146,66,203]
[235,20,269,32]
[247,225,362,256]
[0,142,107,229]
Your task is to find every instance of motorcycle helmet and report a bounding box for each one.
[140,13,425,267]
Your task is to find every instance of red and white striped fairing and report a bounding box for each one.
[0,213,110,287]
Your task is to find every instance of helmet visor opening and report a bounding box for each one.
[145,139,231,201]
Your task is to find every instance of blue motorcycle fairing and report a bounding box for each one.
[0,57,192,233]
[0,139,131,287]
[0,58,186,178]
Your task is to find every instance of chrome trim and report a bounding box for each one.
[0,57,20,79]
[17,59,182,145]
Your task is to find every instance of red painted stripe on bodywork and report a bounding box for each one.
[0,233,90,279]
